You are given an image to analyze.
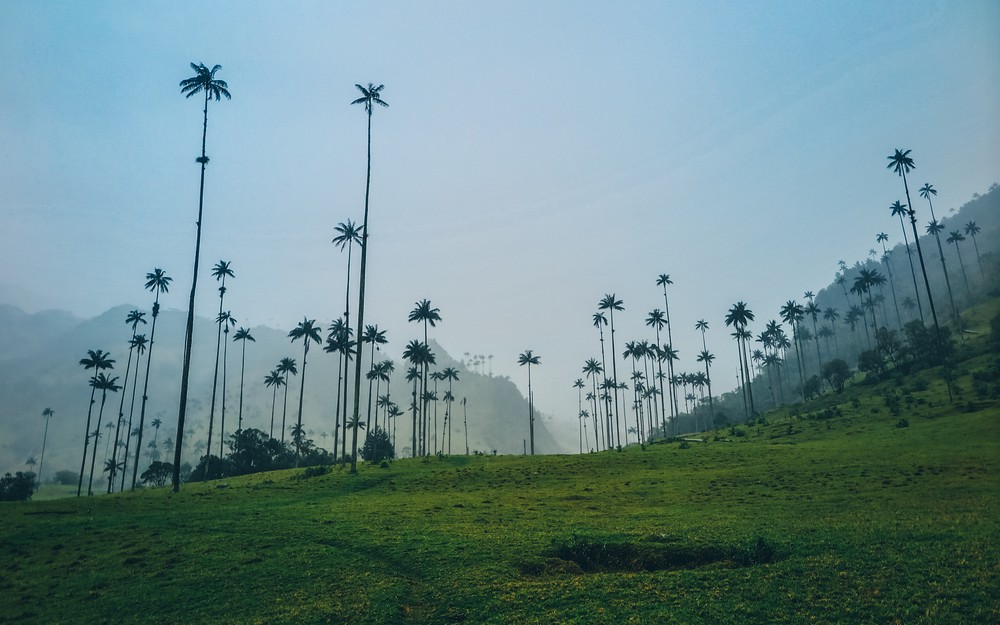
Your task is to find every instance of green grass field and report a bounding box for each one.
[2,354,998,624]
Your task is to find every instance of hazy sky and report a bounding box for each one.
[2,1,998,441]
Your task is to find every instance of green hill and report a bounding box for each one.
[2,331,998,623]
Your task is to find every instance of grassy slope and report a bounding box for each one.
[2,355,998,624]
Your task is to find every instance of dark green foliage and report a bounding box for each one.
[858,350,887,377]
[0,472,36,501]
[896,418,910,428]
[140,461,173,487]
[227,428,293,475]
[991,312,1000,347]
[360,426,394,464]
[52,470,78,486]
[803,375,822,400]
[822,359,851,392]
[188,455,232,482]
[296,465,331,479]
[548,532,778,573]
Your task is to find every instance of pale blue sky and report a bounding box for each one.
[2,0,998,439]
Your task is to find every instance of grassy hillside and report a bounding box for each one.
[1,352,998,624]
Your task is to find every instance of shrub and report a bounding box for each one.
[896,418,909,428]
[0,472,36,501]
[53,470,78,486]
[360,427,395,464]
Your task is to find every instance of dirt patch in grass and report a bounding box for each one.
[526,533,780,575]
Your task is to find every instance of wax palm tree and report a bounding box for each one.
[108,310,145,492]
[77,350,115,496]
[804,301,824,377]
[964,221,984,279]
[656,274,679,420]
[276,357,298,444]
[947,230,972,299]
[592,311,613,443]
[888,149,943,353]
[598,294,624,447]
[324,317,355,461]
[646,310,669,430]
[725,303,756,416]
[404,364,421,457]
[264,370,284,439]
[205,261,234,471]
[518,350,541,455]
[332,218,363,444]
[118,334,147,492]
[233,327,255,432]
[779,301,806,401]
[88,373,120,495]
[348,82,389,474]
[408,299,441,456]
[38,408,54,489]
[289,318,322,465]
[582,358,604,448]
[890,200,924,323]
[573,379,585,453]
[696,350,715,419]
[216,310,237,458]
[875,233,904,328]
[403,340,434,457]
[174,63,231,493]
[125,269,169,491]
[440,367,460,454]
[923,218,962,327]
[823,307,841,356]
[361,324,388,447]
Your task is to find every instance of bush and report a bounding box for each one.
[296,465,332,479]
[896,418,909,428]
[0,472,37,501]
[140,461,173,487]
[360,427,395,464]
[53,470,78,486]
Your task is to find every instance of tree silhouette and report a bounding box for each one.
[890,200,924,323]
[725,302,756,416]
[332,219,362,458]
[174,63,230,492]
[134,269,171,490]
[403,340,434,457]
[77,350,114,496]
[276,357,298,444]
[205,261,235,474]
[233,327,255,432]
[888,149,943,358]
[348,82,389,475]
[779,301,806,401]
[946,230,972,300]
[656,275,678,424]
[408,299,441,456]
[38,408,54,489]
[263,370,285,440]
[108,310,144,493]
[88,373,120,495]
[361,324,388,452]
[324,318,355,461]
[289,318,322,465]
[963,221,984,279]
[598,294,624,446]
[518,350,541,455]
[875,233,903,328]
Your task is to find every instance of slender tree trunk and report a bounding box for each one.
[295,341,309,466]
[88,389,111,495]
[897,213,925,323]
[237,340,247,432]
[109,340,135,493]
[903,172,944,361]
[527,364,535,455]
[173,91,211,493]
[121,345,144,492]
[219,325,231,458]
[77,386,97,497]
[134,298,161,490]
[350,111,373,474]
[269,384,277,439]
[38,415,51,490]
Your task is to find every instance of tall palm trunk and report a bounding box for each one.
[121,344,144,492]
[237,339,246,432]
[527,363,535,455]
[881,252,903,328]
[77,384,98,496]
[173,90,211,493]
[38,414,51,491]
[295,341,310,466]
[88,387,112,495]
[896,212,925,324]
[134,295,161,489]
[350,110,373,474]
[205,282,227,476]
[108,338,136,493]
[902,173,944,356]
[219,325,231,457]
